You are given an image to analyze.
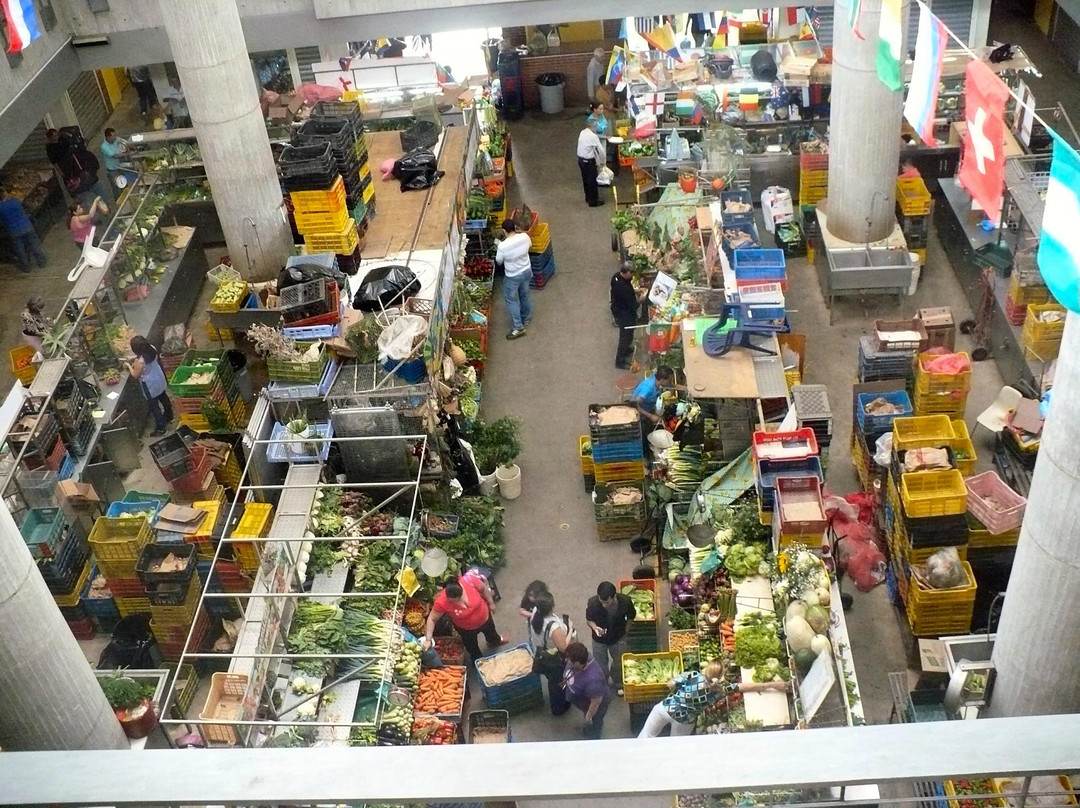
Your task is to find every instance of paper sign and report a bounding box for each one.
[649,271,677,307]
[799,648,838,723]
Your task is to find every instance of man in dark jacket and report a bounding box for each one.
[610,262,641,369]
[585,581,636,695]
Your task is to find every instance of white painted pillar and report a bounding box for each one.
[987,312,1080,716]
[0,505,128,751]
[157,0,293,281]
[826,0,910,243]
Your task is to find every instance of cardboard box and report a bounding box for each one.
[57,479,101,505]
[157,503,209,535]
[269,106,290,120]
[918,307,954,328]
[918,639,949,674]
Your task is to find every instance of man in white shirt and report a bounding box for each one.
[576,119,605,207]
[586,48,606,103]
[495,219,534,340]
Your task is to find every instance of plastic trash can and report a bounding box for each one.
[226,349,253,403]
[535,72,566,114]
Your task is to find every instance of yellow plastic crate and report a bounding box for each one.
[303,219,359,254]
[290,177,346,212]
[913,390,968,417]
[180,413,211,432]
[944,778,1004,808]
[115,596,152,616]
[949,420,977,477]
[915,352,972,394]
[967,522,1020,549]
[193,500,222,537]
[233,502,273,537]
[902,541,968,567]
[907,562,977,636]
[594,460,646,484]
[294,204,351,235]
[362,181,375,204]
[1022,339,1062,361]
[529,222,550,254]
[892,416,956,450]
[1008,274,1052,305]
[994,777,1074,806]
[900,469,967,517]
[10,345,37,385]
[897,176,932,216]
[622,651,683,703]
[785,368,802,390]
[89,516,153,563]
[1022,303,1066,344]
[579,436,593,475]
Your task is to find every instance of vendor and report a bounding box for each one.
[21,297,50,349]
[638,661,729,737]
[422,570,507,662]
[124,336,174,437]
[631,364,683,425]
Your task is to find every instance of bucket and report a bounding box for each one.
[649,324,670,353]
[535,73,566,114]
[679,172,698,193]
[495,464,522,499]
[478,471,499,496]
[908,252,922,296]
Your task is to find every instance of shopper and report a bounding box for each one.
[494,219,533,340]
[610,262,643,369]
[124,336,175,437]
[0,188,47,273]
[576,119,605,207]
[60,143,113,208]
[585,581,636,695]
[423,570,506,662]
[638,661,728,738]
[528,591,572,716]
[518,580,550,619]
[588,101,609,139]
[68,197,108,249]
[45,128,67,165]
[562,641,610,739]
[127,65,158,115]
[101,128,134,192]
[163,78,191,128]
[585,47,606,102]
[21,297,50,350]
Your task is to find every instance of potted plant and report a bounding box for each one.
[99,673,158,739]
[283,413,317,457]
[471,417,523,499]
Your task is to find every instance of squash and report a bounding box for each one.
[448,343,467,366]
[810,635,831,656]
[785,615,815,653]
[805,604,830,634]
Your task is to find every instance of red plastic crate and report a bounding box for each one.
[286,283,342,329]
[104,576,147,598]
[752,428,819,461]
[170,447,213,494]
[509,208,539,233]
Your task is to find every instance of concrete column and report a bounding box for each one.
[826,0,909,243]
[987,312,1080,717]
[158,0,292,282]
[0,506,128,751]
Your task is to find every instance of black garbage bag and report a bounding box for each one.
[392,148,445,192]
[352,264,422,311]
[278,261,347,292]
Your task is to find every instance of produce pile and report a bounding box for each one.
[621,584,655,621]
[148,552,188,574]
[623,655,680,686]
[377,701,413,746]
[722,542,770,579]
[411,715,456,745]
[415,668,466,716]
[475,647,532,685]
[211,281,249,310]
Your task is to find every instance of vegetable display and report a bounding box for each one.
[733,612,782,671]
[668,607,695,630]
[621,584,656,620]
[411,715,456,745]
[623,655,680,686]
[475,647,532,685]
[722,542,770,579]
[415,668,466,715]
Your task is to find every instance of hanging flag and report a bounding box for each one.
[2,0,41,53]
[904,3,948,145]
[849,0,866,39]
[1038,135,1080,313]
[642,22,684,62]
[639,92,665,117]
[876,0,904,90]
[958,60,1010,223]
[606,45,626,89]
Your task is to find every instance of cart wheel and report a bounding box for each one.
[971,346,990,362]
[611,232,619,252]
[959,319,976,335]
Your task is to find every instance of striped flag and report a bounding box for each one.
[642,22,683,62]
[848,0,866,39]
[904,3,948,145]
[1038,135,1080,313]
[606,45,626,89]
[2,0,41,53]
[876,0,905,90]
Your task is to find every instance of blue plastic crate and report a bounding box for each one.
[80,566,121,623]
[476,644,544,701]
[124,490,171,506]
[464,219,489,232]
[106,500,164,524]
[722,222,761,254]
[266,421,333,463]
[39,531,91,593]
[732,248,787,284]
[856,390,912,436]
[383,357,426,385]
[591,440,644,463]
[265,357,338,401]
[57,453,75,481]
[528,244,554,268]
[755,457,823,507]
[282,322,341,340]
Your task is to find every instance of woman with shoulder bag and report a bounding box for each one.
[529,591,573,716]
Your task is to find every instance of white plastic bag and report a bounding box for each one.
[597,166,614,186]
[873,432,894,469]
[377,314,427,363]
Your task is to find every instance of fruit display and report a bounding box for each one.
[393,642,421,688]
[621,583,656,620]
[402,600,427,635]
[377,702,413,745]
[211,280,249,310]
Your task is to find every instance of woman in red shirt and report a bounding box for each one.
[423,571,507,661]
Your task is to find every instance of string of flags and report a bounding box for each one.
[1,0,42,53]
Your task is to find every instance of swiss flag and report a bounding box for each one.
[958,60,1010,222]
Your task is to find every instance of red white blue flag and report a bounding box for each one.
[2,0,41,53]
[903,3,948,145]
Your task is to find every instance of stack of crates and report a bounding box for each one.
[859,318,927,383]
[1021,302,1066,361]
[280,141,360,257]
[88,515,154,618]
[896,176,933,265]
[80,566,121,632]
[587,404,646,541]
[579,436,595,492]
[619,579,658,653]
[714,398,754,463]
[136,540,206,662]
[475,644,544,714]
[856,389,913,447]
[772,476,828,551]
[230,502,274,572]
[312,101,375,222]
[207,279,249,342]
[1004,272,1052,326]
[182,500,222,560]
[791,384,833,469]
[914,351,971,420]
[918,307,956,352]
[528,221,556,290]
[168,350,246,432]
[622,651,683,704]
[755,450,824,525]
[798,142,828,204]
[197,559,250,619]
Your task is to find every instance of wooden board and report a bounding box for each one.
[362,127,469,259]
[681,320,777,399]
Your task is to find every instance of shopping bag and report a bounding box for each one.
[597,166,614,186]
